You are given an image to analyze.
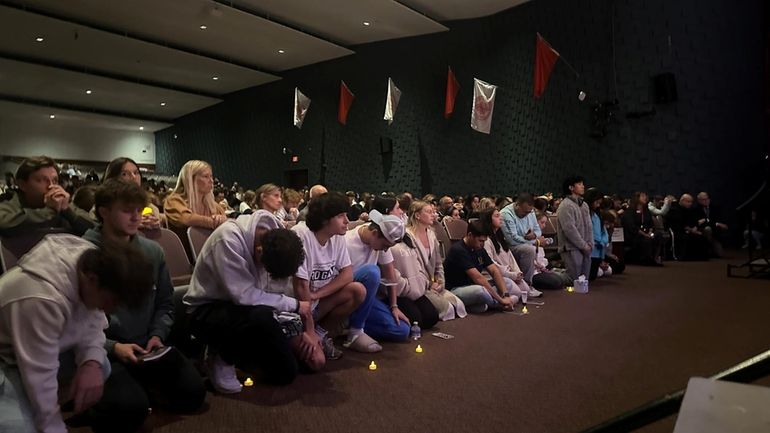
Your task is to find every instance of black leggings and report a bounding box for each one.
[187,303,298,386]
[397,295,439,330]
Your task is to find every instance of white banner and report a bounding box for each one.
[383,77,402,125]
[470,78,497,134]
[293,87,311,129]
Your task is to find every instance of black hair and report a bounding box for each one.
[583,188,604,214]
[78,240,154,309]
[306,192,349,232]
[372,195,398,215]
[260,229,305,278]
[562,175,585,196]
[467,220,490,237]
[516,192,534,205]
[104,157,139,182]
[94,179,148,223]
[478,208,509,253]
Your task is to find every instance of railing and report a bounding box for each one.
[580,349,770,433]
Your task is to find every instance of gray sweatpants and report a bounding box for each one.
[561,249,591,280]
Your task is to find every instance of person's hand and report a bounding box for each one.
[430,281,444,293]
[498,296,514,310]
[297,300,313,321]
[113,343,147,364]
[583,243,593,253]
[536,236,547,246]
[524,229,536,241]
[212,214,227,226]
[297,331,320,361]
[697,218,706,226]
[289,208,299,219]
[716,222,728,230]
[69,360,104,413]
[513,272,524,283]
[145,336,164,352]
[141,213,161,230]
[44,186,69,211]
[358,212,369,221]
[391,306,409,325]
[606,253,618,261]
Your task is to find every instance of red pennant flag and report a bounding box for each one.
[338,81,355,125]
[444,66,460,119]
[533,33,560,98]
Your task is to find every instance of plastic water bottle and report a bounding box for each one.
[410,321,421,340]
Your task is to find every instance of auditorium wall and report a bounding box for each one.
[156,0,766,213]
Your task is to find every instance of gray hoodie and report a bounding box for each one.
[184,210,299,313]
[0,234,107,433]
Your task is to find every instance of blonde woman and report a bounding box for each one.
[255,183,283,214]
[164,160,226,243]
[391,200,466,321]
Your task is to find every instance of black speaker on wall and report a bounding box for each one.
[653,73,678,103]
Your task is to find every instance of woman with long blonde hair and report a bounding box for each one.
[164,160,226,241]
[390,200,466,322]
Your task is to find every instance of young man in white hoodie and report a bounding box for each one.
[184,210,322,394]
[0,234,153,433]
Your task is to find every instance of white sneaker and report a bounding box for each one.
[205,350,242,394]
[529,287,543,298]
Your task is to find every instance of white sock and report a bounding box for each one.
[347,328,364,341]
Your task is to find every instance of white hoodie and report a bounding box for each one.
[0,234,108,433]
[184,210,300,313]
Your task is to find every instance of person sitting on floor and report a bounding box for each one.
[532,211,572,290]
[292,192,366,355]
[83,180,206,414]
[0,156,94,237]
[478,208,542,298]
[0,234,153,433]
[344,210,413,346]
[185,209,323,394]
[443,220,515,313]
[392,200,466,322]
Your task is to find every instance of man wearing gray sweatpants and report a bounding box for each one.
[556,176,593,280]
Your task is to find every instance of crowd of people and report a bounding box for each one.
[0,155,765,433]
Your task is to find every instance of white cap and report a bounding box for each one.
[368,209,405,244]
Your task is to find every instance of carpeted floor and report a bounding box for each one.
[77,253,770,433]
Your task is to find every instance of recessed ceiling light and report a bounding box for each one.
[363,21,371,26]
[85,89,92,94]
[199,25,207,30]
[212,76,219,80]
[277,49,285,54]
[49,114,55,119]
[160,102,166,106]
[139,126,144,131]
[35,36,44,42]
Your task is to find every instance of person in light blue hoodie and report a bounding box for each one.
[585,189,624,280]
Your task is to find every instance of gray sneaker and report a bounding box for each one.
[322,336,343,360]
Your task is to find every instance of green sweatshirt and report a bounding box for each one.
[82,226,175,354]
[0,191,94,237]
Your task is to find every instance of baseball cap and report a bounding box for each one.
[368,210,405,244]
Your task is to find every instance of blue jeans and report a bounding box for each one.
[450,277,514,313]
[364,299,410,342]
[349,265,380,330]
[0,352,112,433]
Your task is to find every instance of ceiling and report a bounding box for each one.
[0,0,529,130]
